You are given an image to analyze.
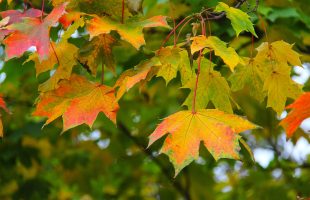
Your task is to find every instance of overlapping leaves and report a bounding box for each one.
[0,0,307,177]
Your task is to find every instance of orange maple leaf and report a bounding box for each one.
[33,74,119,132]
[148,109,257,175]
[59,11,82,28]
[280,92,310,138]
[87,15,170,49]
[3,3,67,61]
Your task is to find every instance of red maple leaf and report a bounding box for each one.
[0,8,42,40]
[3,3,67,61]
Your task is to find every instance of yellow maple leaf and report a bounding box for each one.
[191,35,240,71]
[148,109,257,175]
[255,41,302,67]
[26,41,78,92]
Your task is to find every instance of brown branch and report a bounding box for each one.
[117,122,191,200]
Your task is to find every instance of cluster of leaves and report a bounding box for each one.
[0,0,309,177]
[0,0,310,199]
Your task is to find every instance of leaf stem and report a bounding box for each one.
[250,34,254,58]
[41,0,44,22]
[175,17,193,43]
[192,49,202,114]
[192,16,207,113]
[121,0,125,24]
[259,15,269,42]
[160,16,191,49]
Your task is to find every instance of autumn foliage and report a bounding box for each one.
[0,0,309,178]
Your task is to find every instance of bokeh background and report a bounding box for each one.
[0,0,310,199]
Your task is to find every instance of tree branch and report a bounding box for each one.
[201,0,259,20]
[117,122,191,200]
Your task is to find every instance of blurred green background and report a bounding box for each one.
[0,0,310,199]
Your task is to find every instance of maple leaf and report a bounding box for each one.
[183,58,233,113]
[59,11,82,28]
[0,8,42,24]
[87,15,170,49]
[114,57,161,101]
[229,57,265,101]
[255,41,302,67]
[24,19,82,92]
[280,92,310,138]
[178,50,195,86]
[156,47,181,84]
[263,64,302,115]
[154,47,194,85]
[78,34,116,76]
[254,41,303,114]
[25,40,78,92]
[60,16,85,42]
[33,74,119,132]
[148,109,257,175]
[0,96,9,137]
[214,2,257,37]
[191,35,240,71]
[0,8,42,40]
[52,0,132,22]
[3,3,67,61]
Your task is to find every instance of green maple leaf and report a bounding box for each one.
[229,57,266,101]
[156,47,182,84]
[183,58,233,113]
[215,2,257,37]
